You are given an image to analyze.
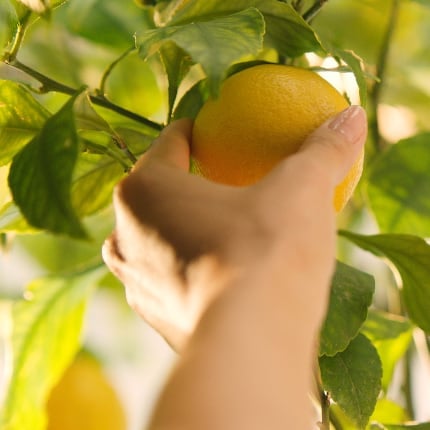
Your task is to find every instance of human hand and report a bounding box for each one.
[102,106,367,351]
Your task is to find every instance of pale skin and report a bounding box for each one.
[102,105,367,429]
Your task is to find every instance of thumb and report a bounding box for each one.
[297,105,367,186]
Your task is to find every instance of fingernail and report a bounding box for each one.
[328,106,366,143]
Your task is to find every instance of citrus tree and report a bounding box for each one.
[1,0,430,429]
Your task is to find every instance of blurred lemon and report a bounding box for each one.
[46,353,126,430]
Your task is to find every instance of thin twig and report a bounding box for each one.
[303,0,329,22]
[98,46,136,97]
[369,0,400,152]
[318,390,331,430]
[3,59,163,133]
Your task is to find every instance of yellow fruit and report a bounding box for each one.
[46,353,126,430]
[191,64,364,212]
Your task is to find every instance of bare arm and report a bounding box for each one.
[102,106,367,429]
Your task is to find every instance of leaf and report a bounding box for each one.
[172,79,206,121]
[137,8,265,95]
[0,80,50,166]
[366,134,430,236]
[319,333,382,429]
[0,266,106,430]
[339,231,430,334]
[159,41,193,120]
[8,92,87,239]
[333,48,368,107]
[369,398,410,427]
[0,1,18,52]
[0,201,35,233]
[361,310,413,390]
[72,153,124,216]
[156,0,322,57]
[319,261,375,356]
[371,424,430,430]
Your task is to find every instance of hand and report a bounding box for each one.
[102,106,367,351]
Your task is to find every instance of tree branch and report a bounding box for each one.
[303,0,329,22]
[3,59,164,133]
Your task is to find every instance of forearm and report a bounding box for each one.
[147,270,325,430]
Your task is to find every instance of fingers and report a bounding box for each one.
[134,118,193,172]
[296,105,367,186]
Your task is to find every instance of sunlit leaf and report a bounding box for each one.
[362,310,413,390]
[366,134,430,236]
[370,423,430,430]
[72,153,124,216]
[8,92,87,239]
[0,201,35,233]
[0,80,50,166]
[333,48,368,106]
[340,231,430,334]
[369,398,410,427]
[320,333,382,429]
[0,1,18,52]
[0,266,106,430]
[137,8,265,95]
[172,79,206,121]
[159,41,193,120]
[157,0,322,57]
[319,261,374,356]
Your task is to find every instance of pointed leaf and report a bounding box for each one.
[340,231,430,334]
[159,41,193,121]
[366,134,430,236]
[362,310,413,390]
[157,0,322,57]
[0,80,50,166]
[0,266,106,430]
[320,261,374,356]
[137,8,265,94]
[173,79,206,121]
[0,1,18,52]
[319,333,382,429]
[72,153,124,216]
[8,92,87,239]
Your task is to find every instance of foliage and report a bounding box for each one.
[1,0,430,429]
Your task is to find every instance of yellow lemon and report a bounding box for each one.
[46,353,126,430]
[191,64,364,211]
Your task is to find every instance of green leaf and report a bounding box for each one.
[369,398,410,427]
[157,0,322,57]
[0,266,106,430]
[8,92,87,239]
[0,80,50,166]
[0,1,18,52]
[0,201,35,233]
[320,333,382,429]
[72,153,124,216]
[159,41,193,120]
[172,79,206,121]
[137,8,265,95]
[367,134,430,236]
[61,0,153,50]
[340,231,430,334]
[319,261,374,356]
[362,310,413,390]
[371,424,430,430]
[333,48,368,107]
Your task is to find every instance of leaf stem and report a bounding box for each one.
[303,0,329,22]
[369,0,400,152]
[3,59,164,132]
[319,390,331,430]
[98,46,136,97]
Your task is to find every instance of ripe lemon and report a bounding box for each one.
[191,64,364,211]
[46,353,126,430]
